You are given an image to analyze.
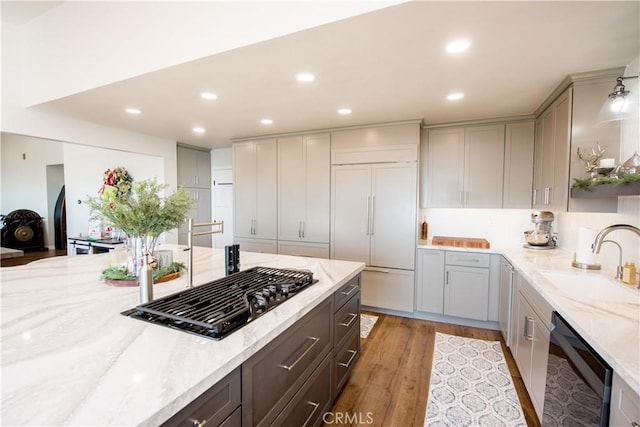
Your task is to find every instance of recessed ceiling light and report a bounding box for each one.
[200,92,218,100]
[447,92,464,101]
[125,108,141,115]
[446,40,471,53]
[260,119,273,125]
[193,127,206,134]
[338,108,352,115]
[296,72,315,82]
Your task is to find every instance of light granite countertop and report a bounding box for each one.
[418,242,640,396]
[0,245,365,426]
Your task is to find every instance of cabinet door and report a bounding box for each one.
[550,88,571,211]
[530,308,550,419]
[426,128,464,207]
[532,118,545,209]
[503,121,534,208]
[194,188,212,247]
[278,136,305,241]
[233,142,257,238]
[464,124,505,208]
[444,265,489,320]
[254,140,277,239]
[303,134,330,243]
[177,188,212,247]
[177,146,197,187]
[416,250,445,314]
[195,150,211,188]
[331,165,371,264]
[370,163,417,269]
[514,292,534,391]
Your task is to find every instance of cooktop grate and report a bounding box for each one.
[122,266,316,340]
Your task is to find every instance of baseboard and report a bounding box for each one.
[362,305,500,331]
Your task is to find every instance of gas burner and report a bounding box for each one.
[122,267,317,340]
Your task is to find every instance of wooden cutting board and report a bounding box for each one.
[431,236,491,249]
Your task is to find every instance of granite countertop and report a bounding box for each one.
[0,245,365,426]
[418,242,640,396]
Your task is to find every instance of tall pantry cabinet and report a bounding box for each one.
[330,123,420,313]
[277,134,331,258]
[232,139,277,253]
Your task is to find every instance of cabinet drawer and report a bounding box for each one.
[163,367,241,427]
[219,407,241,427]
[272,355,332,427]
[334,327,360,398]
[334,275,361,310]
[445,251,490,268]
[334,292,360,350]
[242,299,332,427]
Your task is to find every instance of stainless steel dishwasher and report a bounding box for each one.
[542,311,613,426]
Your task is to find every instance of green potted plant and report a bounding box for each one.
[86,177,194,282]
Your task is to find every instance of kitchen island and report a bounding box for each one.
[0,246,365,426]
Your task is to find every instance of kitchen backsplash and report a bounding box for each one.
[421,207,639,275]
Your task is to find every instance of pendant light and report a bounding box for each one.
[596,75,639,124]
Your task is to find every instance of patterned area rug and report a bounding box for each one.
[424,333,526,426]
[542,353,601,426]
[360,313,378,338]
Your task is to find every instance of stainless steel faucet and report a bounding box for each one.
[592,224,640,280]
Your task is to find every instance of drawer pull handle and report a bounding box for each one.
[339,313,358,328]
[278,336,320,371]
[340,284,358,296]
[364,267,389,273]
[189,418,207,427]
[339,350,358,368]
[302,401,320,427]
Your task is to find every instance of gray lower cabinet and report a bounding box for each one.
[333,275,361,397]
[162,274,361,427]
[242,299,333,427]
[162,367,241,427]
[416,249,492,321]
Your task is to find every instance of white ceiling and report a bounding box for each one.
[20,1,640,148]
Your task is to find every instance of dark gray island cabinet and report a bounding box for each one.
[163,274,361,427]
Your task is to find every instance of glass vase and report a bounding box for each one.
[126,235,159,278]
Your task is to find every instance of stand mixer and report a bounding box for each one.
[524,211,557,249]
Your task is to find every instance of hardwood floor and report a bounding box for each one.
[328,312,540,427]
[0,249,67,267]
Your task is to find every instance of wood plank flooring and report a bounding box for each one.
[328,312,540,427]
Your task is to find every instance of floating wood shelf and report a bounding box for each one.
[571,181,640,198]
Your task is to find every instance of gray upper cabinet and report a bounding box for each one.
[503,121,535,208]
[177,145,212,247]
[532,87,572,211]
[425,124,505,208]
[178,145,211,189]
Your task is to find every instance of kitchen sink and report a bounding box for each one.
[539,269,639,302]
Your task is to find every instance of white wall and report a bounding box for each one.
[1,133,64,248]
[63,144,164,240]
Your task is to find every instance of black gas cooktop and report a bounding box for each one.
[122,266,316,340]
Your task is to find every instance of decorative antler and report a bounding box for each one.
[576,143,606,173]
